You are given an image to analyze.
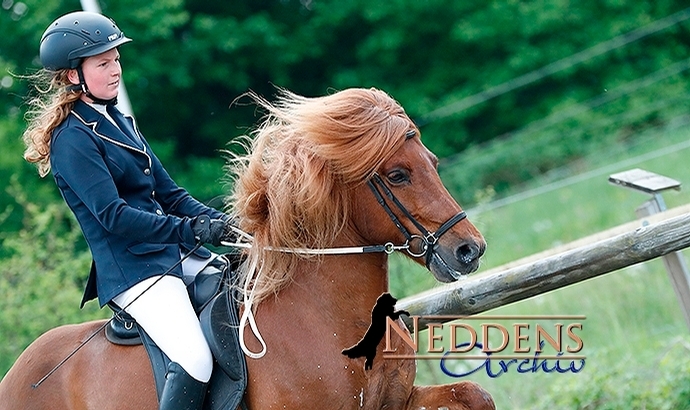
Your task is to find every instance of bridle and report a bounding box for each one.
[366,173,467,267]
[222,173,467,268]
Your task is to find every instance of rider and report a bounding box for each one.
[22,11,228,409]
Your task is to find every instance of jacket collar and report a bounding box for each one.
[71,100,147,155]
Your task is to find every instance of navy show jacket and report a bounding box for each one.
[50,100,225,307]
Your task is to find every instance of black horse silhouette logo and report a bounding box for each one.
[341,292,410,370]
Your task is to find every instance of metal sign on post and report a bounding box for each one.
[609,168,690,330]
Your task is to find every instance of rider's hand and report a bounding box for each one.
[191,215,226,247]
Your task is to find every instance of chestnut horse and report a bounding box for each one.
[0,88,493,409]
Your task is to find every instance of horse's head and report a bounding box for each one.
[229,87,485,306]
[350,124,485,282]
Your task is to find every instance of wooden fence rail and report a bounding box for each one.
[397,205,690,330]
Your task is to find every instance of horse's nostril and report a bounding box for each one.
[456,242,479,264]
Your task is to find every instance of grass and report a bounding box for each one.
[389,125,690,408]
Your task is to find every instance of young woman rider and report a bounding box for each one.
[22,11,229,410]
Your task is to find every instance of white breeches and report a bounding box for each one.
[111,255,216,383]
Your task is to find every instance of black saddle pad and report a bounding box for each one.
[104,310,140,345]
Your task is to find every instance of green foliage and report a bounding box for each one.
[534,337,690,409]
[0,109,61,237]
[439,75,690,205]
[0,178,106,377]
[3,0,690,209]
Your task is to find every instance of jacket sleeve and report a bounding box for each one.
[146,146,227,221]
[51,126,198,245]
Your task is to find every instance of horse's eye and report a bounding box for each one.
[387,170,409,185]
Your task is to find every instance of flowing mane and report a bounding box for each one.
[226,87,415,306]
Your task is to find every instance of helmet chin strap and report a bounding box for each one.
[66,66,118,106]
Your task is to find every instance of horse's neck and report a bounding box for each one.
[289,252,389,320]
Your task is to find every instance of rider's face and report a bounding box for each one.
[68,48,122,102]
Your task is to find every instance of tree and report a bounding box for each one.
[3,0,690,199]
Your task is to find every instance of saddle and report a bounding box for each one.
[106,254,248,410]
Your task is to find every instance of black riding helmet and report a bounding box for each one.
[40,11,131,70]
[40,11,131,104]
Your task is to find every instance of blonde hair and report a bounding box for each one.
[22,69,81,177]
[226,87,415,307]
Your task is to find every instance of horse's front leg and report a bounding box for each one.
[405,382,495,410]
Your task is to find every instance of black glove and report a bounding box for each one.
[191,215,226,246]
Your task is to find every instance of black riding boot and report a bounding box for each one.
[158,362,208,410]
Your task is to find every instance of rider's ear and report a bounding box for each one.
[67,69,80,85]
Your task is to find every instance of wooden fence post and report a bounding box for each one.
[397,210,690,330]
[396,166,690,332]
[610,168,690,331]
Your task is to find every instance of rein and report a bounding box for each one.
[224,172,469,360]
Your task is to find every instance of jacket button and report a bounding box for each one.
[143,168,151,175]
[156,209,163,215]
[151,190,156,198]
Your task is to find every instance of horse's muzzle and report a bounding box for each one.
[427,240,485,282]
